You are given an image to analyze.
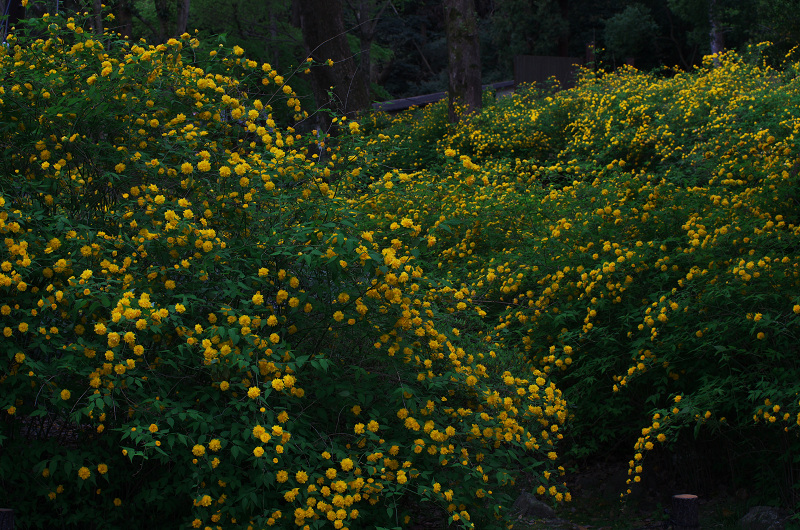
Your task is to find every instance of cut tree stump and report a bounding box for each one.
[671,494,699,529]
[0,509,14,530]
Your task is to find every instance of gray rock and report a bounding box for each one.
[739,506,793,530]
[509,491,556,519]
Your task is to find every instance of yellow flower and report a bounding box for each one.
[60,389,71,401]
[78,466,91,480]
[283,488,299,502]
[148,424,158,433]
[247,387,261,399]
[192,444,206,457]
[340,458,354,471]
[253,447,265,457]
[97,463,108,474]
[276,470,289,482]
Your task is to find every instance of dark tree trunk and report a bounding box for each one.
[348,0,391,101]
[270,10,280,70]
[92,0,104,36]
[115,0,134,38]
[153,0,170,42]
[176,0,190,36]
[360,36,372,97]
[709,0,725,58]
[150,0,190,41]
[444,0,482,123]
[295,0,370,129]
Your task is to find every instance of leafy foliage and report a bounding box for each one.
[603,3,659,60]
[0,10,566,530]
[354,46,800,508]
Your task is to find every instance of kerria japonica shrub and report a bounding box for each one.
[0,10,568,530]
[356,47,800,508]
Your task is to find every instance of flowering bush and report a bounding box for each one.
[0,10,566,530]
[355,47,800,508]
[5,7,800,526]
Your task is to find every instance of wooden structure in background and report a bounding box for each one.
[372,81,513,113]
[373,52,588,114]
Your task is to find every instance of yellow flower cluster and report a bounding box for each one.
[353,45,800,507]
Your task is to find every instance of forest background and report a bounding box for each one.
[5,0,800,108]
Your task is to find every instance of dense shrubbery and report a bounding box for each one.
[0,11,566,530]
[356,48,800,509]
[4,8,800,528]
